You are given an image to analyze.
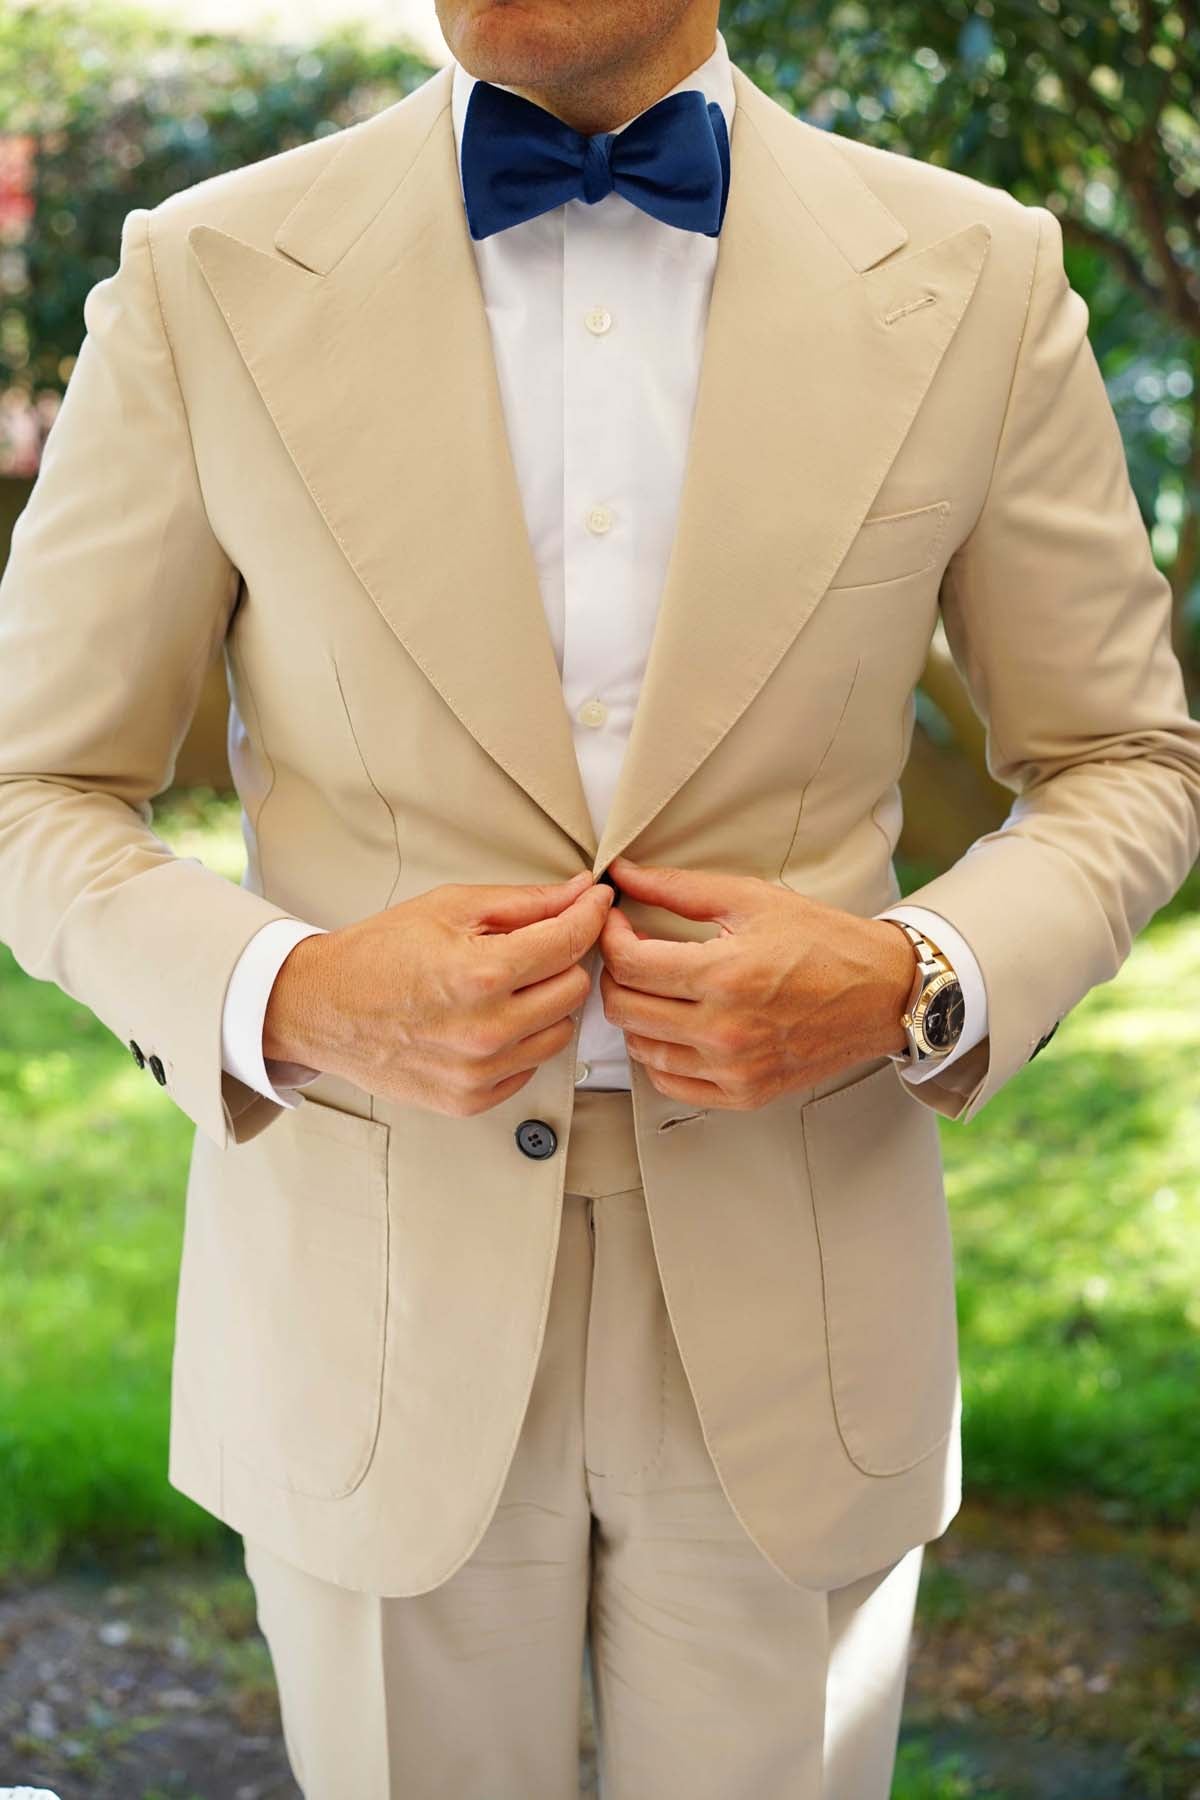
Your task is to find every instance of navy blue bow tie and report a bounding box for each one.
[460,79,730,242]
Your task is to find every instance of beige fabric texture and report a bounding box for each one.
[240,1087,925,1799]
[1,58,1199,1598]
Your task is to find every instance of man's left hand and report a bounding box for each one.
[597,853,917,1110]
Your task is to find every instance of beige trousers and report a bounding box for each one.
[242,1086,924,1798]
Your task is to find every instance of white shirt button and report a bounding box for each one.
[577,699,607,728]
[575,1059,591,1085]
[584,306,612,335]
[585,504,614,534]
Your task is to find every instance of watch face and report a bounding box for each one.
[923,981,965,1050]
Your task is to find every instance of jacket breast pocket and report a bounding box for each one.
[827,500,950,591]
[212,1093,390,1500]
[800,1059,958,1476]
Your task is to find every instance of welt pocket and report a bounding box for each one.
[827,500,950,591]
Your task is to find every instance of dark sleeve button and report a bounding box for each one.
[515,1118,557,1160]
[147,1053,167,1086]
[129,1040,145,1070]
[1030,1021,1060,1062]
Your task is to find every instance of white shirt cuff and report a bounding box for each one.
[221,918,328,1107]
[874,904,988,1084]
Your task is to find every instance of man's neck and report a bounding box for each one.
[492,25,719,137]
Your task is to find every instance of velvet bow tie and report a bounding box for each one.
[460,79,731,242]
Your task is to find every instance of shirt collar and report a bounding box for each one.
[450,26,736,187]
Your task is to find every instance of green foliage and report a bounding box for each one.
[0,0,435,398]
[893,1741,997,1799]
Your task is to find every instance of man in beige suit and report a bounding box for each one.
[3,0,1199,1789]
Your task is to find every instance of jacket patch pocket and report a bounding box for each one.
[214,1094,390,1500]
[801,1059,957,1476]
[827,500,950,591]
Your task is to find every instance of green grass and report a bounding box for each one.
[0,789,246,1576]
[944,873,1200,1519]
[1,787,1198,1577]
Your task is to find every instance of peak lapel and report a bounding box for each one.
[187,59,990,880]
[187,62,600,860]
[591,64,991,873]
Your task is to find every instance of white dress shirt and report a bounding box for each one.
[220,27,988,1107]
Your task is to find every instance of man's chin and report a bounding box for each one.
[451,2,588,87]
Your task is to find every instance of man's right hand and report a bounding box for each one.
[261,870,614,1116]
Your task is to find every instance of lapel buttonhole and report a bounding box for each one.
[882,291,938,327]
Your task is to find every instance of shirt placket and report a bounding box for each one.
[562,194,640,1087]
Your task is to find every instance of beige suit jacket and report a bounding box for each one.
[2,58,1199,1597]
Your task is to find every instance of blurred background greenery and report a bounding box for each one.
[1,0,1199,1794]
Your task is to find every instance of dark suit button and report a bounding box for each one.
[515,1118,557,1160]
[1030,1021,1060,1061]
[147,1053,167,1086]
[597,870,618,892]
[129,1040,145,1070]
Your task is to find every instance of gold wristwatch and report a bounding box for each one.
[884,921,965,1069]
